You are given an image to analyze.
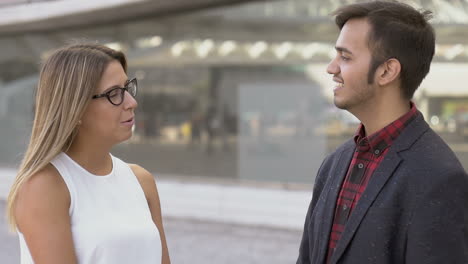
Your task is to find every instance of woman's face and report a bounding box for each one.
[79,60,138,146]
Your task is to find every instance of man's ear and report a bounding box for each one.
[376,58,401,86]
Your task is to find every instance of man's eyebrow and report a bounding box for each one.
[335,46,353,55]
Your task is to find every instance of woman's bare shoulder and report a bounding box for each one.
[14,164,77,263]
[15,164,70,230]
[128,164,156,185]
[128,164,158,200]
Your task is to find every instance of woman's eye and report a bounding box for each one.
[108,89,120,98]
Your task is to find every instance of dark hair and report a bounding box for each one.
[333,0,435,99]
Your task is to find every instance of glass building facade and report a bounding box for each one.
[1,0,468,185]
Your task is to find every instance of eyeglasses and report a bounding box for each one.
[92,78,137,106]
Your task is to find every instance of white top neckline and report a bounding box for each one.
[61,152,114,179]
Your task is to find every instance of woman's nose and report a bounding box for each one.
[123,91,138,109]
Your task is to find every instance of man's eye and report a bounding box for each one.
[341,56,350,61]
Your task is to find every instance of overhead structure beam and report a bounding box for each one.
[0,0,468,63]
[0,0,263,36]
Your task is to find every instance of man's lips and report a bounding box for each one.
[332,76,344,92]
[333,82,344,92]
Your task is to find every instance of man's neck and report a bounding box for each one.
[352,99,411,137]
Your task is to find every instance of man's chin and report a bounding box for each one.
[333,99,348,110]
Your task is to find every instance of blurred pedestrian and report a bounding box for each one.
[189,112,202,148]
[297,1,468,264]
[204,104,218,154]
[7,43,170,264]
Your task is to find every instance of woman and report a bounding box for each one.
[6,44,170,264]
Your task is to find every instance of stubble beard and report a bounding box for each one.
[333,83,375,113]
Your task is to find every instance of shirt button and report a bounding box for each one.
[374,149,380,155]
[343,204,348,210]
[358,163,364,169]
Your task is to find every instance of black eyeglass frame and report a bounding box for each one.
[91,78,138,106]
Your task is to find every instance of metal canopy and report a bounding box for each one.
[0,0,467,67]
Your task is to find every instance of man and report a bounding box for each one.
[297,1,468,264]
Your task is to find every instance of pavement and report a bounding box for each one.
[0,201,303,264]
[0,168,312,230]
[0,169,308,264]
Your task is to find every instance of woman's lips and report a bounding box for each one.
[121,117,134,126]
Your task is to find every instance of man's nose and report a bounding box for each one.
[327,57,339,75]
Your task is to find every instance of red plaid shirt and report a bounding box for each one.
[326,103,418,262]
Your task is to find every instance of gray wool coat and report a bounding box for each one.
[297,112,468,264]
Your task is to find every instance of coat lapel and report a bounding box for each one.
[330,151,402,263]
[316,142,355,264]
[329,112,429,264]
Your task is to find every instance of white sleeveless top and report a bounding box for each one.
[18,152,162,264]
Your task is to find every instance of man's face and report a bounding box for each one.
[327,18,377,113]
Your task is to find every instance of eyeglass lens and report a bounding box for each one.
[109,79,137,105]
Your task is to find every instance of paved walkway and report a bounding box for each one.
[0,169,307,263]
[0,201,302,264]
[0,168,312,230]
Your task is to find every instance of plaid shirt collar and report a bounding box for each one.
[353,102,418,154]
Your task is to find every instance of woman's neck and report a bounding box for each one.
[66,137,113,175]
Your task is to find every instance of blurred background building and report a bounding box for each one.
[0,0,468,263]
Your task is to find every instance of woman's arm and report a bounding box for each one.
[15,164,78,264]
[130,164,171,264]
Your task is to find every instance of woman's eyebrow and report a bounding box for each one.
[101,85,121,93]
[102,80,130,93]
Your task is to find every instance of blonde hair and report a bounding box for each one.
[6,43,127,230]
